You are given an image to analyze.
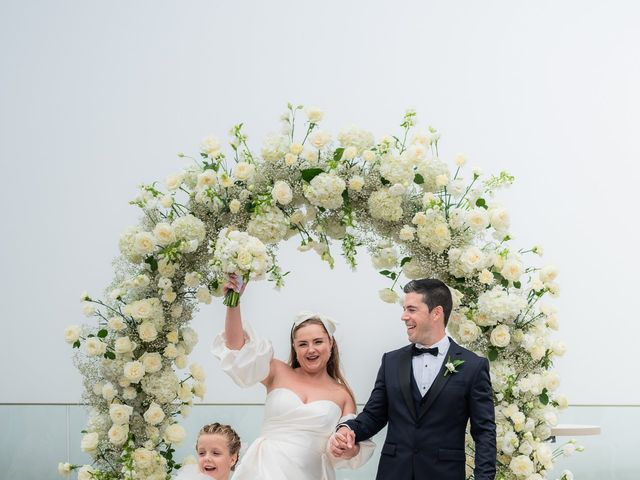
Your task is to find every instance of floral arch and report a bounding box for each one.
[63,105,574,480]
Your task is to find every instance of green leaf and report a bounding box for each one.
[513,281,521,289]
[333,147,344,162]
[476,198,488,209]
[342,189,349,206]
[72,340,81,349]
[104,351,116,360]
[539,390,549,405]
[400,256,412,267]
[488,348,498,361]
[414,173,424,185]
[301,168,324,182]
[380,176,391,186]
[144,255,158,273]
[97,329,108,338]
[379,270,397,280]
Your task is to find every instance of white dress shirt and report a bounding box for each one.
[412,335,450,397]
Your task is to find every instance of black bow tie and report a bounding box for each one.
[412,345,439,357]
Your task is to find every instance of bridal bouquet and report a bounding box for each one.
[212,228,271,306]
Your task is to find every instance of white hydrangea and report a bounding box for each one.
[368,188,403,222]
[379,153,415,186]
[416,210,451,254]
[416,156,450,192]
[372,245,398,270]
[477,287,527,325]
[337,126,374,153]
[172,214,206,244]
[303,173,345,210]
[261,134,289,162]
[141,368,179,404]
[247,206,289,244]
[213,228,271,281]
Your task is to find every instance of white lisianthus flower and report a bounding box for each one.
[562,443,577,457]
[165,172,184,191]
[85,338,107,357]
[114,336,135,355]
[535,443,553,469]
[164,423,187,444]
[201,135,221,156]
[143,402,166,425]
[490,325,511,348]
[305,107,324,123]
[138,321,158,343]
[58,462,72,476]
[80,432,99,453]
[348,175,365,192]
[109,403,133,425]
[379,288,399,304]
[509,455,534,477]
[108,424,129,446]
[271,180,293,205]
[123,361,145,383]
[141,352,163,373]
[64,325,81,344]
[197,169,217,189]
[399,225,416,241]
[153,223,175,246]
[133,231,156,255]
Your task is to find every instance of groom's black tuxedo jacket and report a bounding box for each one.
[345,339,496,480]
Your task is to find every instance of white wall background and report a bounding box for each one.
[2,0,639,407]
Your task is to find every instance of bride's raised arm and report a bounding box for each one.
[223,276,246,350]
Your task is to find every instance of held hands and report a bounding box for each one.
[330,427,359,459]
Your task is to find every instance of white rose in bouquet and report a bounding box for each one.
[213,228,272,307]
[64,325,81,344]
[164,423,187,444]
[109,403,133,425]
[143,402,166,425]
[80,432,99,453]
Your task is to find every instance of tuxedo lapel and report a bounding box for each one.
[418,339,464,420]
[398,345,417,420]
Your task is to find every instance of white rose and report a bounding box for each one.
[122,386,137,400]
[379,288,399,304]
[108,424,129,446]
[539,265,558,284]
[85,337,107,357]
[123,361,145,383]
[412,212,427,226]
[305,106,324,123]
[290,143,303,154]
[82,302,96,317]
[170,303,183,319]
[284,152,297,165]
[114,336,135,355]
[458,320,480,343]
[109,404,133,425]
[101,382,116,401]
[195,286,212,304]
[165,172,184,191]
[141,352,163,373]
[490,325,511,348]
[466,208,490,231]
[166,330,179,343]
[175,354,187,369]
[543,371,561,391]
[272,180,293,205]
[310,131,331,149]
[509,455,534,477]
[143,402,166,425]
[490,207,510,232]
[193,381,206,399]
[399,225,416,241]
[189,363,206,382]
[161,289,177,303]
[501,259,523,283]
[138,321,158,343]
[343,146,358,160]
[201,135,221,156]
[555,393,569,409]
[153,223,175,247]
[164,344,179,359]
[80,432,99,452]
[478,269,494,285]
[64,325,81,344]
[234,162,255,181]
[77,466,95,480]
[133,231,156,255]
[218,171,234,188]
[108,317,126,331]
[163,424,187,444]
[362,150,375,162]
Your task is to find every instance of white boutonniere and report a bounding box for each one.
[444,356,465,376]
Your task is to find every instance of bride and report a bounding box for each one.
[212,276,374,479]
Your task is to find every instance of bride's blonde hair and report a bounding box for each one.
[288,318,355,404]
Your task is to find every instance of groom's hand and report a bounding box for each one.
[330,427,359,459]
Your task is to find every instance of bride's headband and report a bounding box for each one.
[291,310,338,338]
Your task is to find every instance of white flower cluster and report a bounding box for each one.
[303,173,345,210]
[212,228,271,280]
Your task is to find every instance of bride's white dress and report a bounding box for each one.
[212,325,374,480]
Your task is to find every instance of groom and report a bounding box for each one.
[331,278,496,479]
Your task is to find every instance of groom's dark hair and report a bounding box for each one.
[403,278,453,326]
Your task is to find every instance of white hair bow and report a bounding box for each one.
[292,310,338,337]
